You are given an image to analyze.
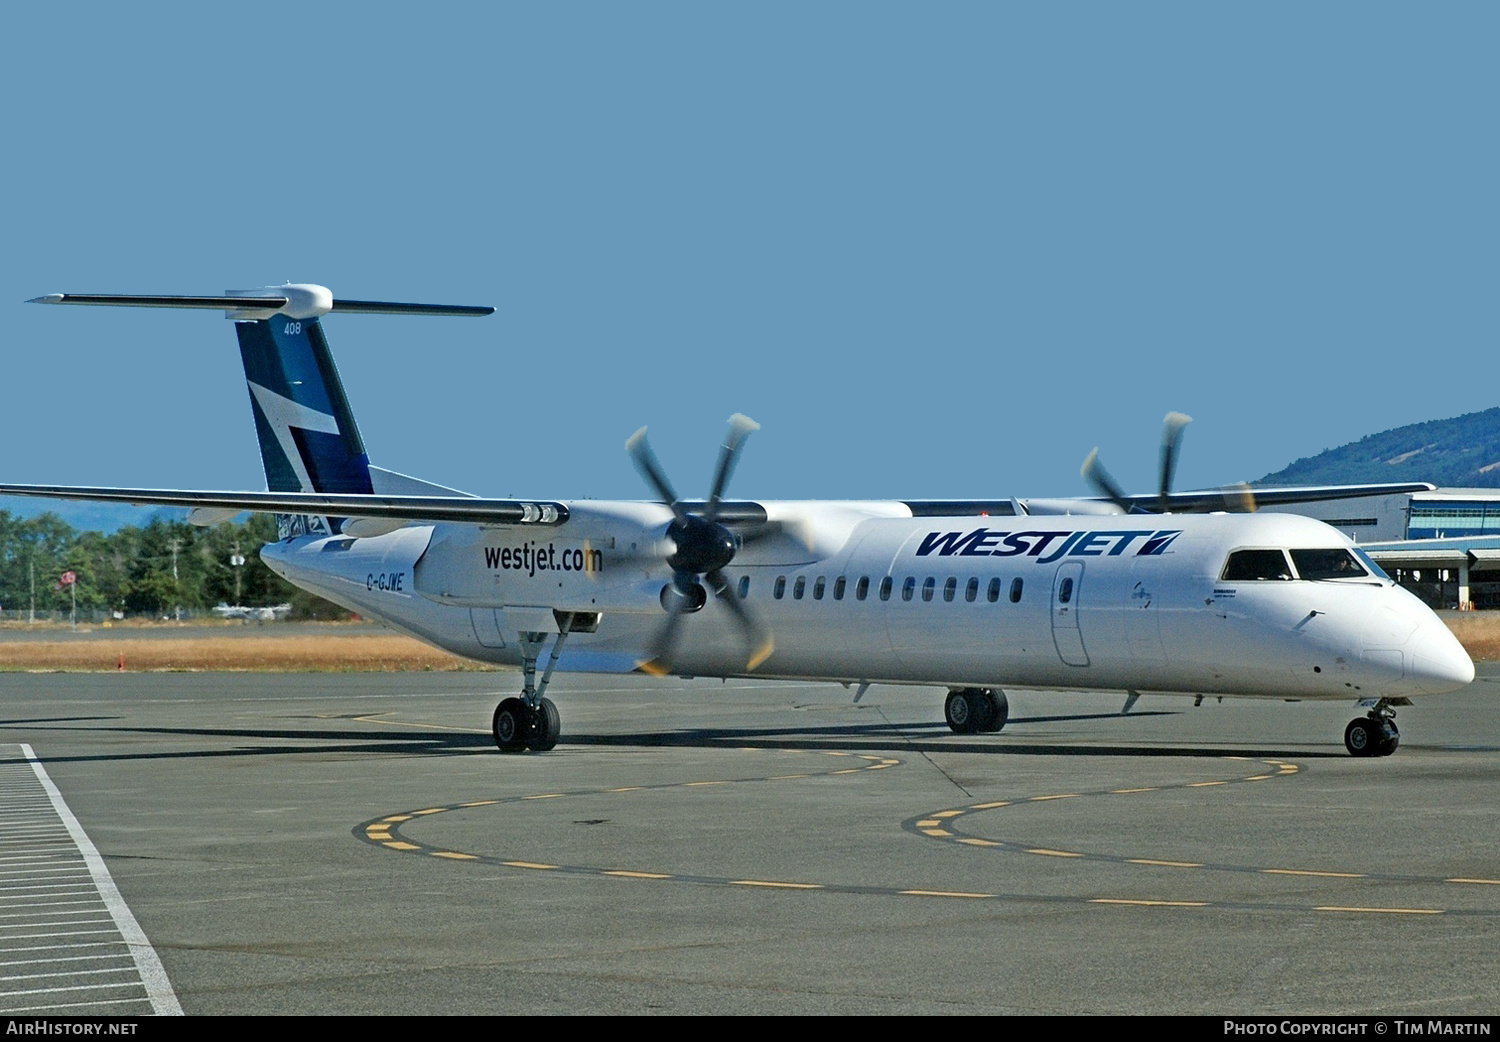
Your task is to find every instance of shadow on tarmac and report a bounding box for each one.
[0,707,1348,764]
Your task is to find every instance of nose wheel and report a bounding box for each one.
[1344,712,1399,758]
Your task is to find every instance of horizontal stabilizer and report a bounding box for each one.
[28,287,494,320]
[30,293,288,310]
[329,299,494,317]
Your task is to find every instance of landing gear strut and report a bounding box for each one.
[944,687,1008,735]
[490,611,598,753]
[1344,700,1400,758]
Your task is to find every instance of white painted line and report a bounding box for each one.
[19,745,182,1016]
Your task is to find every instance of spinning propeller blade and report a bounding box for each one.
[628,416,773,674]
[1081,448,1133,513]
[1158,412,1192,512]
[1083,412,1231,515]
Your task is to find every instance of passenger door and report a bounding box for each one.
[1051,561,1089,666]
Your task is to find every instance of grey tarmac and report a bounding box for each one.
[0,665,1497,1015]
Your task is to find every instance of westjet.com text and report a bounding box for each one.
[483,543,602,577]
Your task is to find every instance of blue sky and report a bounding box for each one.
[3,3,1495,522]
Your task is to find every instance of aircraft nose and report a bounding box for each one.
[1406,617,1475,694]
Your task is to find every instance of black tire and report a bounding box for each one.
[945,690,979,734]
[981,689,1009,733]
[527,697,561,752]
[1376,718,1400,757]
[1344,717,1376,758]
[493,697,528,752]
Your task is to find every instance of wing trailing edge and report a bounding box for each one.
[0,484,567,527]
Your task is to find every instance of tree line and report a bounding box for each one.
[0,511,346,619]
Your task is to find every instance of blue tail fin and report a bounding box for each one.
[234,315,374,496]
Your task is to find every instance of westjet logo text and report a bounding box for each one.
[915,528,1182,564]
[483,542,603,578]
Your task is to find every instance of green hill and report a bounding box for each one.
[1260,407,1500,488]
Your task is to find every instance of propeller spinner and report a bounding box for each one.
[626,414,774,675]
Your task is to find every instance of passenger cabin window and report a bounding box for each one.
[813,577,826,600]
[738,576,750,599]
[1221,549,1294,581]
[944,577,957,602]
[774,576,786,599]
[1010,577,1023,603]
[902,577,916,602]
[880,576,893,601]
[1290,549,1370,581]
[965,577,979,603]
[856,576,870,601]
[988,578,1001,603]
[833,577,846,600]
[794,576,806,599]
[922,577,936,602]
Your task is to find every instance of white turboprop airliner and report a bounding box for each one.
[7,286,1474,757]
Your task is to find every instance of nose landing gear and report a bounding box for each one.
[1344,700,1400,758]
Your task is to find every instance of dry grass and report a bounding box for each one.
[1434,612,1500,662]
[0,632,496,673]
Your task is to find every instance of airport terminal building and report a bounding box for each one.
[1270,488,1500,609]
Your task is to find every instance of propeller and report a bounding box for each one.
[1224,482,1258,513]
[1157,411,1192,512]
[1082,412,1197,514]
[626,414,774,675]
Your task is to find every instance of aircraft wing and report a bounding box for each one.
[0,483,569,526]
[909,482,1435,517]
[0,479,1436,528]
[1138,481,1436,513]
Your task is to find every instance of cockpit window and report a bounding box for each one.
[1290,548,1370,581]
[1221,549,1294,581]
[1351,548,1391,581]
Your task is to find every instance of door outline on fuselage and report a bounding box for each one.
[1051,560,1089,667]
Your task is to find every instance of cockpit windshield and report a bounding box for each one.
[1220,547,1378,582]
[1289,548,1370,581]
[1350,547,1391,581]
[1221,549,1293,581]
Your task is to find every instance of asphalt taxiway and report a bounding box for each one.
[1,667,1497,1015]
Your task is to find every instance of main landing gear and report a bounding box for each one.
[493,695,560,753]
[491,611,599,753]
[944,687,1009,735]
[1343,699,1400,758]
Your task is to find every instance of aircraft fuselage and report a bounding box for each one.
[260,503,1472,704]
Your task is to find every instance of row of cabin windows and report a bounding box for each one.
[741,574,1025,604]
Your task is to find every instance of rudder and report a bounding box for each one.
[235,314,374,496]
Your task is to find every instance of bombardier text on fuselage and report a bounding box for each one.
[5,284,1471,758]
